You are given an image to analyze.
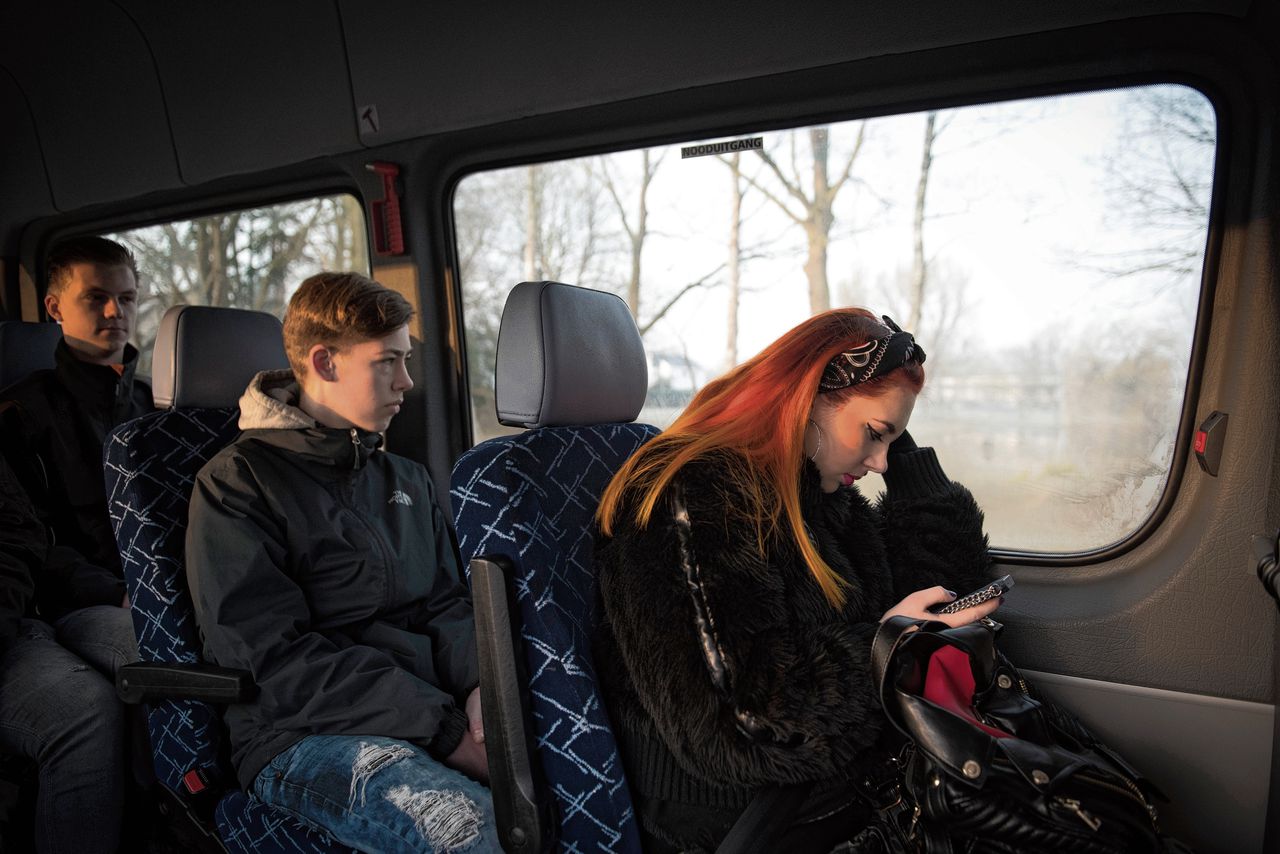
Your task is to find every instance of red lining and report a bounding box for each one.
[922,645,1012,739]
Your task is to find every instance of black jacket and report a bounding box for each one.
[186,370,480,789]
[0,454,44,649]
[0,339,153,618]
[593,446,991,847]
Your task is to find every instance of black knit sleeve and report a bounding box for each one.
[877,446,993,601]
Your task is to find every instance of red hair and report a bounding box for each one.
[596,308,925,609]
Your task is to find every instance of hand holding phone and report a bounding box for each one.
[930,575,1014,615]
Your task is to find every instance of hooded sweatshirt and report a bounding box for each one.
[186,370,478,789]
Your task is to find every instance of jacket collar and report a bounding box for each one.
[237,369,384,469]
[53,337,140,412]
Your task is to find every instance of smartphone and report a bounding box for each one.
[930,575,1014,615]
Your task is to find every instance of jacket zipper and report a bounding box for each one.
[1055,797,1102,831]
[1075,771,1160,826]
[337,438,396,610]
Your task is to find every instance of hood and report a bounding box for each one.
[238,369,316,430]
[236,369,383,469]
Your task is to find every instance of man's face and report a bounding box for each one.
[44,263,138,364]
[324,324,414,433]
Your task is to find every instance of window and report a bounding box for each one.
[454,85,1216,553]
[104,193,369,375]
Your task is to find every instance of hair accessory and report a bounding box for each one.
[819,315,926,392]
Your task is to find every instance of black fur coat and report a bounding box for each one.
[593,445,992,843]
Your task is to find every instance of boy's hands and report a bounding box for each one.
[444,687,488,783]
[465,685,484,744]
[444,734,489,785]
[443,685,488,784]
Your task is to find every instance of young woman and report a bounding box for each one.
[593,308,1001,852]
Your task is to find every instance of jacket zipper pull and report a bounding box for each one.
[1057,797,1102,831]
[350,428,360,470]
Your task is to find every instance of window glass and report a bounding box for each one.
[454,85,1215,553]
[104,193,369,375]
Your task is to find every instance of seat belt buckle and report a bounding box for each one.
[182,767,212,796]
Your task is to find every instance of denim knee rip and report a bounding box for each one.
[349,742,416,808]
[385,786,483,852]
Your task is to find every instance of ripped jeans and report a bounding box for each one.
[253,734,501,853]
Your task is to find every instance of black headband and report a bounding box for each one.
[818,315,926,392]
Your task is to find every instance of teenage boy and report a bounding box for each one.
[186,272,498,853]
[0,236,149,853]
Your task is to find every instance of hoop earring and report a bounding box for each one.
[807,418,824,462]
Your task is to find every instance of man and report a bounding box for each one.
[186,272,499,853]
[0,235,152,617]
[0,235,149,853]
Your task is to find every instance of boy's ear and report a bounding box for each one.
[308,345,338,382]
[44,292,62,323]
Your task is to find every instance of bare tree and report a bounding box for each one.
[907,112,938,331]
[1094,87,1215,286]
[738,125,867,314]
[599,149,663,318]
[726,151,743,369]
[523,165,542,281]
[109,194,366,373]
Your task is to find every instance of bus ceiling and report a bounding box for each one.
[0,0,1263,258]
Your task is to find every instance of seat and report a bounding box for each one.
[0,320,62,391]
[454,281,818,854]
[451,281,657,852]
[104,305,353,854]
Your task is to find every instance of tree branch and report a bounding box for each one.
[829,122,868,197]
[598,158,636,242]
[733,161,805,225]
[638,262,725,335]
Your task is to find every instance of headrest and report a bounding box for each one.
[0,321,62,391]
[495,281,647,428]
[152,305,290,409]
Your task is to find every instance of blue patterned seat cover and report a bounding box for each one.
[451,421,659,854]
[106,408,352,854]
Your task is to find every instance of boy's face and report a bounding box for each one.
[44,262,138,364]
[320,324,414,433]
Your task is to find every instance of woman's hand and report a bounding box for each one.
[880,585,1001,628]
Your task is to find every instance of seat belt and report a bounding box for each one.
[716,781,816,854]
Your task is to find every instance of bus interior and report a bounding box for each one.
[1,1,1278,852]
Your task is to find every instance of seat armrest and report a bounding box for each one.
[471,555,554,853]
[116,662,257,705]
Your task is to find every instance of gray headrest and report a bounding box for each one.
[152,305,289,409]
[0,321,62,391]
[495,281,647,428]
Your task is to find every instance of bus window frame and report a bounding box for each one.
[435,33,1246,568]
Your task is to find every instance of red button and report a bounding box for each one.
[1194,431,1207,454]
[182,769,206,794]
